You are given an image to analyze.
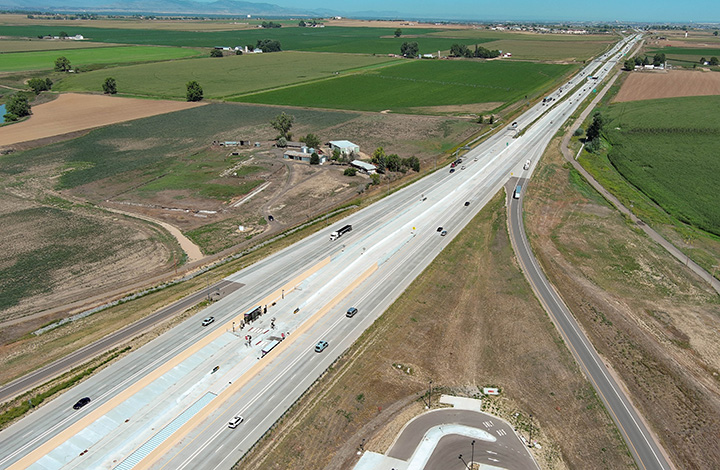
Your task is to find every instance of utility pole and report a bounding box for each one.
[427,380,433,408]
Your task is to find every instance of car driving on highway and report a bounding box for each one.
[73,397,91,410]
[346,307,358,318]
[201,317,215,326]
[315,340,328,353]
[228,416,244,428]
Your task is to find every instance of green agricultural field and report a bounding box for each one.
[0,45,201,72]
[0,39,113,53]
[235,59,572,112]
[647,46,720,66]
[55,51,400,99]
[0,103,356,194]
[601,95,720,236]
[0,25,497,54]
[481,38,613,61]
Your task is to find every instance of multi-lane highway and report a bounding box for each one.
[0,35,655,470]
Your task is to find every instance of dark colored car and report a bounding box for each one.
[449,168,455,173]
[441,230,448,236]
[437,227,443,232]
[464,201,470,206]
[73,397,91,410]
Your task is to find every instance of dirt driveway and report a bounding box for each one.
[0,93,205,147]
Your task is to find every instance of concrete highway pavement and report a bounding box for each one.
[507,179,671,470]
[0,35,652,470]
[0,280,243,405]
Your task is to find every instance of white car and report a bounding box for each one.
[228,416,244,428]
[202,317,215,326]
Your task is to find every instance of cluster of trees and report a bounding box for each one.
[186,80,203,101]
[449,43,501,59]
[256,39,281,52]
[394,28,402,37]
[298,20,321,27]
[210,49,224,57]
[584,111,604,153]
[699,56,719,65]
[54,56,71,72]
[300,133,320,149]
[27,77,52,94]
[400,42,419,58]
[4,94,31,122]
[260,21,282,28]
[371,147,420,173]
[624,53,666,70]
[103,77,117,94]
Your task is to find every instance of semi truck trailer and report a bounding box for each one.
[330,224,352,241]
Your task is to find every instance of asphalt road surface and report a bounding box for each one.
[507,179,671,470]
[387,409,537,470]
[0,35,658,470]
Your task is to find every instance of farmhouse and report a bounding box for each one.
[350,160,377,174]
[284,149,326,164]
[329,140,359,157]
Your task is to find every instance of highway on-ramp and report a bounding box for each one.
[507,179,671,470]
[0,35,662,470]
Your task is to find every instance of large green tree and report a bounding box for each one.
[102,77,117,94]
[710,57,719,66]
[185,80,203,102]
[585,112,604,143]
[210,49,223,57]
[301,133,321,149]
[54,56,71,72]
[270,112,295,139]
[623,59,635,71]
[400,41,419,58]
[27,77,51,94]
[394,28,402,37]
[4,94,31,121]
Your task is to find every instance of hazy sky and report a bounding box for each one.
[263,0,720,22]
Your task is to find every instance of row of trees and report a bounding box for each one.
[449,43,501,59]
[298,20,321,27]
[584,111,604,153]
[260,21,282,28]
[256,39,281,52]
[699,56,719,65]
[623,53,666,70]
[371,147,420,173]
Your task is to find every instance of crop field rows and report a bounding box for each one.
[602,95,720,236]
[235,59,573,112]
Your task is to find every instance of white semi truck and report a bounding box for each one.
[330,224,352,241]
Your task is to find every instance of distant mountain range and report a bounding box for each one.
[1,0,310,16]
[0,0,406,18]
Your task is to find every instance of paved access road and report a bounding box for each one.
[388,409,537,470]
[507,179,671,470]
[0,35,657,470]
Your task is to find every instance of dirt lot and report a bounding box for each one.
[239,192,632,470]
[613,70,720,102]
[0,93,205,148]
[524,137,720,469]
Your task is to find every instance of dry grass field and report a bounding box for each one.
[524,138,720,470]
[0,93,205,147]
[238,192,633,470]
[613,70,720,102]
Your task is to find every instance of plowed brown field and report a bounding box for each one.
[0,93,205,147]
[613,70,720,102]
